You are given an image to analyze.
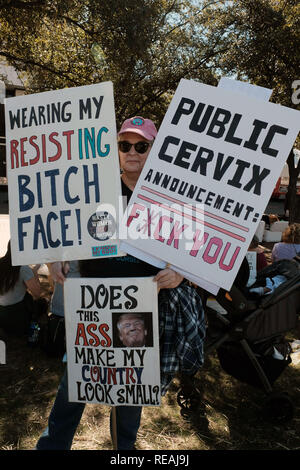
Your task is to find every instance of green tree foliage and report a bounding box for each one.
[199,0,300,220]
[208,0,300,107]
[1,0,299,218]
[0,0,228,126]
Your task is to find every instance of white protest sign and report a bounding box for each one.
[246,251,257,287]
[120,240,221,295]
[5,82,124,265]
[64,277,161,406]
[218,77,273,101]
[0,215,10,257]
[120,78,300,291]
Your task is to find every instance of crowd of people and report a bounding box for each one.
[1,113,300,450]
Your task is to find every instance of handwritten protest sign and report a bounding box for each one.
[120,79,300,291]
[64,277,160,406]
[5,82,123,265]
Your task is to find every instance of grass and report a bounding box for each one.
[1,327,300,451]
[1,247,300,451]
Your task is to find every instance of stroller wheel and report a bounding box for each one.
[262,392,294,424]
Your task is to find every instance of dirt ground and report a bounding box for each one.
[1,243,300,451]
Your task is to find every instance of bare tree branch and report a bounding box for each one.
[60,15,96,37]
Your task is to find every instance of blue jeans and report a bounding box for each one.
[36,369,142,450]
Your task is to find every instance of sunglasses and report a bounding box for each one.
[118,141,151,154]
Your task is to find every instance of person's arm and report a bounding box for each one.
[153,268,184,290]
[24,275,41,300]
[32,264,41,275]
[47,261,70,284]
[271,244,278,263]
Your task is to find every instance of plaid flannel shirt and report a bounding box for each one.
[158,284,206,395]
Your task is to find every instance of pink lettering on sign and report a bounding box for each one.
[126,199,241,272]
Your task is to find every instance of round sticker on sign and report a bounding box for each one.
[87,211,116,241]
[131,117,144,126]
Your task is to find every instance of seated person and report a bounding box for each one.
[0,241,43,336]
[272,223,300,262]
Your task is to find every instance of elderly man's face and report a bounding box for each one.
[118,315,147,347]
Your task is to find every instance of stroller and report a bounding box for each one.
[177,256,300,423]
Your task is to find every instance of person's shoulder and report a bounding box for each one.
[20,265,34,280]
[272,241,282,250]
[68,260,80,272]
[21,265,34,274]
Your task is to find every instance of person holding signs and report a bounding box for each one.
[36,116,184,450]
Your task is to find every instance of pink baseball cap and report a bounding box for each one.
[118,116,158,140]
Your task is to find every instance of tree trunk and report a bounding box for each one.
[286,149,300,223]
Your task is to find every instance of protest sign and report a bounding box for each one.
[218,77,273,101]
[5,82,123,265]
[0,215,10,257]
[64,277,161,406]
[120,78,300,291]
[246,251,257,287]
